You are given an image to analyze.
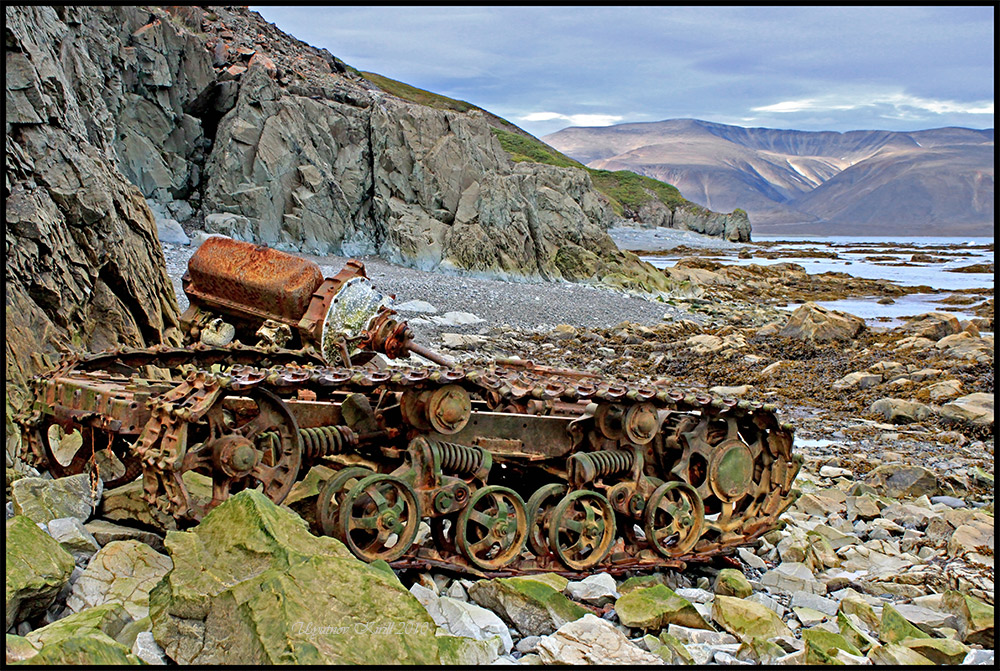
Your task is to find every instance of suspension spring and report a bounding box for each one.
[429,440,492,481]
[261,425,358,460]
[569,449,634,485]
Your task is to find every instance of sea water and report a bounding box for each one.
[635,234,994,328]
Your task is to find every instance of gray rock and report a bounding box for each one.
[83,519,166,553]
[155,216,190,245]
[132,631,168,665]
[45,517,102,564]
[930,495,967,508]
[939,393,994,426]
[437,596,514,655]
[963,649,995,665]
[536,614,664,665]
[11,475,102,525]
[564,572,620,606]
[394,299,439,314]
[65,539,172,620]
[516,635,542,654]
[869,398,932,424]
[790,591,838,616]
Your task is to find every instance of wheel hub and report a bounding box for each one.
[214,436,259,477]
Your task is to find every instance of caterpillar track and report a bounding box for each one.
[16,239,802,578]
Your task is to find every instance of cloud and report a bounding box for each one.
[753,92,993,117]
[518,112,624,127]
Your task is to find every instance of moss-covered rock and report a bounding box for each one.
[11,474,101,525]
[940,590,994,646]
[25,602,132,650]
[837,591,880,632]
[900,636,970,665]
[711,594,792,643]
[5,515,75,630]
[618,573,674,596]
[5,634,39,663]
[467,576,587,637]
[866,642,935,665]
[19,630,142,665]
[879,603,931,644]
[148,489,446,664]
[836,611,878,653]
[802,627,862,658]
[615,584,711,631]
[644,631,694,664]
[713,568,753,598]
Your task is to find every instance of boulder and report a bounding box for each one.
[713,569,753,598]
[83,519,166,553]
[6,515,75,630]
[868,398,932,424]
[759,561,825,595]
[614,584,712,631]
[535,613,664,665]
[467,576,588,637]
[778,302,865,343]
[864,464,939,498]
[65,540,173,620]
[46,517,102,564]
[866,642,935,665]
[408,584,512,656]
[900,637,970,665]
[711,595,793,643]
[99,470,213,531]
[148,490,449,664]
[6,633,39,663]
[879,603,930,644]
[22,601,141,664]
[939,392,994,427]
[564,572,620,606]
[934,332,993,362]
[897,313,962,341]
[11,474,102,525]
[939,591,994,646]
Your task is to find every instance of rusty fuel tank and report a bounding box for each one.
[180,237,449,366]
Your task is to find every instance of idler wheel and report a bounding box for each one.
[548,490,616,570]
[525,483,568,556]
[317,467,373,537]
[645,481,705,557]
[456,485,528,570]
[338,474,421,562]
[181,388,302,517]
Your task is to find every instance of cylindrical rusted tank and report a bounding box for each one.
[183,237,325,328]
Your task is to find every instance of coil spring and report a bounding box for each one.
[569,449,634,484]
[260,425,358,460]
[431,440,486,476]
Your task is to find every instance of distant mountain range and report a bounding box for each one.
[543,119,994,236]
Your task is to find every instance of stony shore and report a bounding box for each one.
[7,231,993,665]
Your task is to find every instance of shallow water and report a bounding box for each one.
[638,234,994,327]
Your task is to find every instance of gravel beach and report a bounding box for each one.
[162,230,716,343]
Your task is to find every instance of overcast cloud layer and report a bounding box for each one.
[252,5,994,138]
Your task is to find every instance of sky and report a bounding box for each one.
[251,5,994,139]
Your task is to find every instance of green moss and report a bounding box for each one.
[490,128,585,169]
[361,71,480,113]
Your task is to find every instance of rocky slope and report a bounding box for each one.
[4,4,675,400]
[543,119,994,235]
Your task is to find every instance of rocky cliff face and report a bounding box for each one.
[4,5,670,400]
[5,5,184,405]
[633,200,750,242]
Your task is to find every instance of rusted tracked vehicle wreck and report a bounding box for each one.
[18,237,801,576]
